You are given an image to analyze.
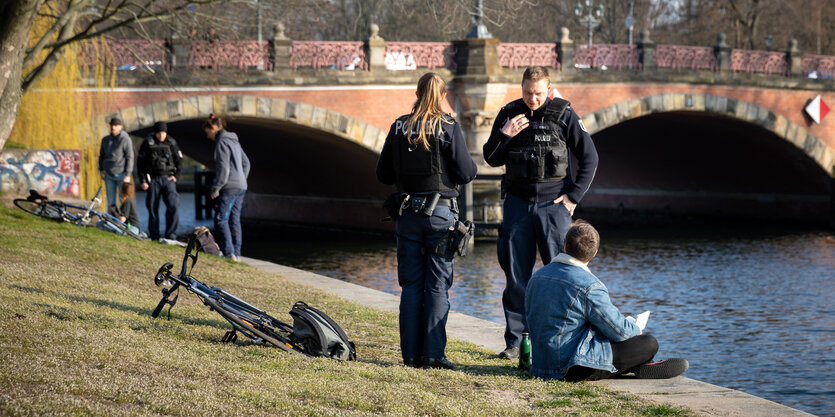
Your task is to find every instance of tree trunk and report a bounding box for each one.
[0,0,40,150]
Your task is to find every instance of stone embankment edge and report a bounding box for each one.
[240,257,814,417]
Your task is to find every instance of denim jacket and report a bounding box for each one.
[525,253,640,379]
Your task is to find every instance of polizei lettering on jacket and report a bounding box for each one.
[504,98,570,184]
[391,115,456,194]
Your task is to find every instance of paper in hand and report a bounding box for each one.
[635,310,651,331]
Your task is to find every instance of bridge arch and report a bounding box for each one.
[81,95,393,230]
[580,93,834,172]
[86,94,388,155]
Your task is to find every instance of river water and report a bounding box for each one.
[244,224,835,416]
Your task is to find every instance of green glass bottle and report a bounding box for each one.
[519,332,531,370]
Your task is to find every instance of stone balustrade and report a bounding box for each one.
[78,27,835,80]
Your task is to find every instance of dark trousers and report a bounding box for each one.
[395,206,455,360]
[562,334,660,381]
[146,176,179,240]
[214,188,245,258]
[498,193,572,349]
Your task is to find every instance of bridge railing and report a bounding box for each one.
[189,40,272,70]
[289,41,366,70]
[497,43,559,70]
[384,42,456,70]
[574,44,639,70]
[730,49,788,75]
[81,32,835,81]
[654,45,716,71]
[802,54,835,78]
[79,39,168,70]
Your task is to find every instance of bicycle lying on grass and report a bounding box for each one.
[151,232,356,360]
[13,187,145,240]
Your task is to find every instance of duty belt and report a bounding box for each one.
[400,193,457,217]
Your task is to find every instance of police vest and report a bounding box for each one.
[504,98,570,184]
[390,115,456,194]
[146,138,176,175]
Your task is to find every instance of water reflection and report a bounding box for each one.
[245,226,834,416]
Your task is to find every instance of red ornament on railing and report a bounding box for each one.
[574,44,638,70]
[188,41,271,70]
[384,42,455,70]
[730,50,787,75]
[802,54,835,78]
[289,41,366,71]
[655,45,715,71]
[497,43,559,70]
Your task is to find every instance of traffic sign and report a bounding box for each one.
[804,95,830,124]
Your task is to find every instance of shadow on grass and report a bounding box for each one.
[11,284,232,330]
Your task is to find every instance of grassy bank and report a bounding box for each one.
[0,204,690,416]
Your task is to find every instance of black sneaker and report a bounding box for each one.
[403,358,421,368]
[421,357,455,370]
[633,358,689,379]
[498,346,519,359]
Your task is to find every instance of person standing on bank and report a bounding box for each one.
[98,118,134,208]
[137,121,182,241]
[376,72,477,370]
[204,114,250,262]
[483,66,599,359]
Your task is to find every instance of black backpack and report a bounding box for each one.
[289,301,356,361]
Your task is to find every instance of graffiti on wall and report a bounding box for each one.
[0,149,81,197]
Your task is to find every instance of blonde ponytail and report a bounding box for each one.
[403,72,450,150]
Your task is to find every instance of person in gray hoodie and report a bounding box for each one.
[204,114,250,261]
[98,118,134,207]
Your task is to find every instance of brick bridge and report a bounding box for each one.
[78,30,835,230]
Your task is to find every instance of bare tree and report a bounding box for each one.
[0,0,237,149]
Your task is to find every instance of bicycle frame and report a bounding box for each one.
[151,233,297,348]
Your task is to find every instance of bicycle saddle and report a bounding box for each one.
[27,190,49,202]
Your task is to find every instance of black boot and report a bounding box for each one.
[421,357,455,370]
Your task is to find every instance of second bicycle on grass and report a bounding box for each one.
[13,187,146,240]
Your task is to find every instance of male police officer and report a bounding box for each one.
[98,117,134,208]
[137,121,183,241]
[483,66,599,359]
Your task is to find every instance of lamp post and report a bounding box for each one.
[626,1,634,45]
[575,0,604,47]
[467,0,493,38]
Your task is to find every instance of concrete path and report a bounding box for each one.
[240,257,814,417]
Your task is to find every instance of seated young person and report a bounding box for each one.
[525,220,688,381]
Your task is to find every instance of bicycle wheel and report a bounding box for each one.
[204,297,302,355]
[13,199,63,221]
[98,215,146,240]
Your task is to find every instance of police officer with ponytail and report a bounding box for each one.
[483,66,599,360]
[376,72,477,370]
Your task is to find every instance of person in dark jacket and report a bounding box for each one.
[137,121,182,241]
[376,72,477,370]
[482,66,599,360]
[204,114,250,261]
[98,118,134,208]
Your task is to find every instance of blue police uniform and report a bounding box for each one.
[483,97,599,352]
[376,114,477,367]
[137,129,183,241]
